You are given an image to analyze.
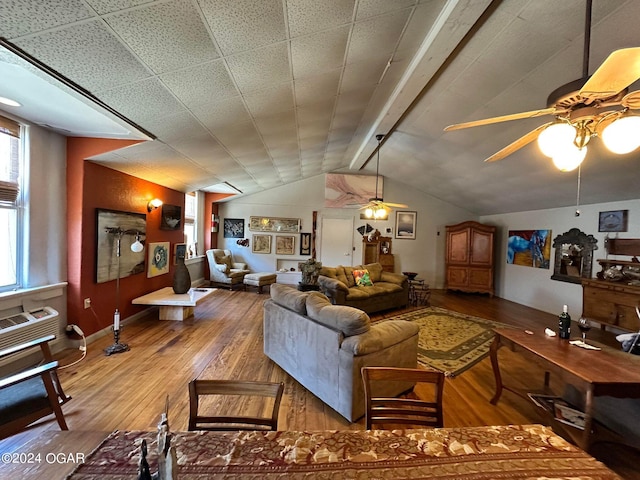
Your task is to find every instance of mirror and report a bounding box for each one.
[551,228,598,284]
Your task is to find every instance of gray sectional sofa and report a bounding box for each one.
[317,262,409,314]
[263,284,419,422]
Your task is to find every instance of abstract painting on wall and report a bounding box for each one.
[95,209,146,284]
[147,242,170,277]
[324,173,380,208]
[507,229,551,269]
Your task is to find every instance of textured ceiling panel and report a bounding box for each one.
[346,9,412,65]
[290,27,350,79]
[104,0,218,74]
[226,42,290,93]
[356,0,417,20]
[243,83,295,117]
[0,0,93,37]
[200,0,285,56]
[14,21,151,92]
[287,0,355,37]
[191,96,251,131]
[160,59,237,108]
[294,69,341,106]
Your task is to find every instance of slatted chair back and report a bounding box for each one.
[188,379,284,431]
[361,366,444,430]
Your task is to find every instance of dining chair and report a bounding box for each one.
[0,335,72,440]
[361,366,444,430]
[188,379,284,431]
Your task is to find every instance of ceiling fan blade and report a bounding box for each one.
[444,108,556,131]
[484,123,552,163]
[579,48,640,101]
[384,202,409,208]
[622,90,640,110]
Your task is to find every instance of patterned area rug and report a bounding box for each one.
[388,306,512,377]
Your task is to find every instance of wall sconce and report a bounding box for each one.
[147,198,163,212]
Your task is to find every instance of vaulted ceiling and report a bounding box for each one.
[1,0,639,215]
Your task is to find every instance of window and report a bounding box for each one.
[183,192,197,253]
[0,115,23,291]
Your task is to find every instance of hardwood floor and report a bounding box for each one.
[2,288,639,478]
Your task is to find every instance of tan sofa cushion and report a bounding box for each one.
[306,293,370,337]
[270,284,308,314]
[363,262,383,283]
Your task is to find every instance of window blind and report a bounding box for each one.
[0,115,20,204]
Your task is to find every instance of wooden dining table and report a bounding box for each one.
[0,424,622,479]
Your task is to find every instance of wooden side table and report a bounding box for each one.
[408,279,430,306]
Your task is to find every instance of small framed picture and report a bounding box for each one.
[275,235,295,255]
[252,234,271,254]
[395,211,417,239]
[598,210,628,232]
[300,233,311,255]
[174,243,187,264]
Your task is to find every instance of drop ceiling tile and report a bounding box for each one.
[97,77,186,123]
[226,42,290,93]
[395,1,445,53]
[243,83,294,117]
[254,110,297,137]
[0,0,94,38]
[297,99,335,126]
[356,0,417,20]
[346,9,411,64]
[83,0,155,15]
[214,122,266,156]
[294,68,341,106]
[141,110,210,143]
[287,0,355,37]
[340,58,387,93]
[191,96,251,131]
[15,20,151,92]
[160,59,237,108]
[104,0,218,74]
[291,26,350,79]
[199,0,285,55]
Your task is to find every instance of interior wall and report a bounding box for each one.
[481,198,640,318]
[66,139,187,337]
[215,174,475,287]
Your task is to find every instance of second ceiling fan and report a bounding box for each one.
[444,0,640,171]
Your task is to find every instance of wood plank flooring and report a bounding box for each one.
[2,288,639,478]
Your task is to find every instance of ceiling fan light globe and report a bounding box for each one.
[551,145,587,172]
[374,207,387,219]
[537,123,577,158]
[364,207,374,218]
[602,116,640,154]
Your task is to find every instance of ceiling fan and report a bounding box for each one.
[360,134,408,219]
[444,0,640,171]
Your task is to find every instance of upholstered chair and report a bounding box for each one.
[206,249,250,289]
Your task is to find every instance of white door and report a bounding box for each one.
[320,217,354,267]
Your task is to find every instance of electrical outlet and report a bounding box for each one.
[84,298,91,309]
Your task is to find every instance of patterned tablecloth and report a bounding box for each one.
[66,424,621,479]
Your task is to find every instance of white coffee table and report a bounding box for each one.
[132,287,216,320]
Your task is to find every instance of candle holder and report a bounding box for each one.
[104,326,129,355]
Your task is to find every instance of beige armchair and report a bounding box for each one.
[206,249,250,289]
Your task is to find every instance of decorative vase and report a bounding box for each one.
[173,257,191,294]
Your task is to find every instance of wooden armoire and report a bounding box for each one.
[445,221,495,296]
[362,235,394,272]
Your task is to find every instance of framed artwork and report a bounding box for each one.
[300,233,311,255]
[325,173,381,208]
[224,218,244,238]
[395,211,417,239]
[160,204,182,231]
[252,234,271,254]
[276,235,295,255]
[598,210,628,232]
[147,242,170,277]
[249,216,301,233]
[507,230,551,269]
[95,209,146,284]
[174,243,187,264]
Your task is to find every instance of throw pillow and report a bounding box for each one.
[219,255,232,273]
[353,269,373,286]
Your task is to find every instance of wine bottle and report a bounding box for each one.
[558,304,571,339]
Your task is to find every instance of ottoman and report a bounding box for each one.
[243,272,277,293]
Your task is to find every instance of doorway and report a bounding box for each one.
[320,217,354,267]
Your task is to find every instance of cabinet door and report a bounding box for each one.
[447,229,469,264]
[447,266,468,287]
[470,229,493,266]
[468,268,492,290]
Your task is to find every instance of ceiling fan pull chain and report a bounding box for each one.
[575,164,582,217]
